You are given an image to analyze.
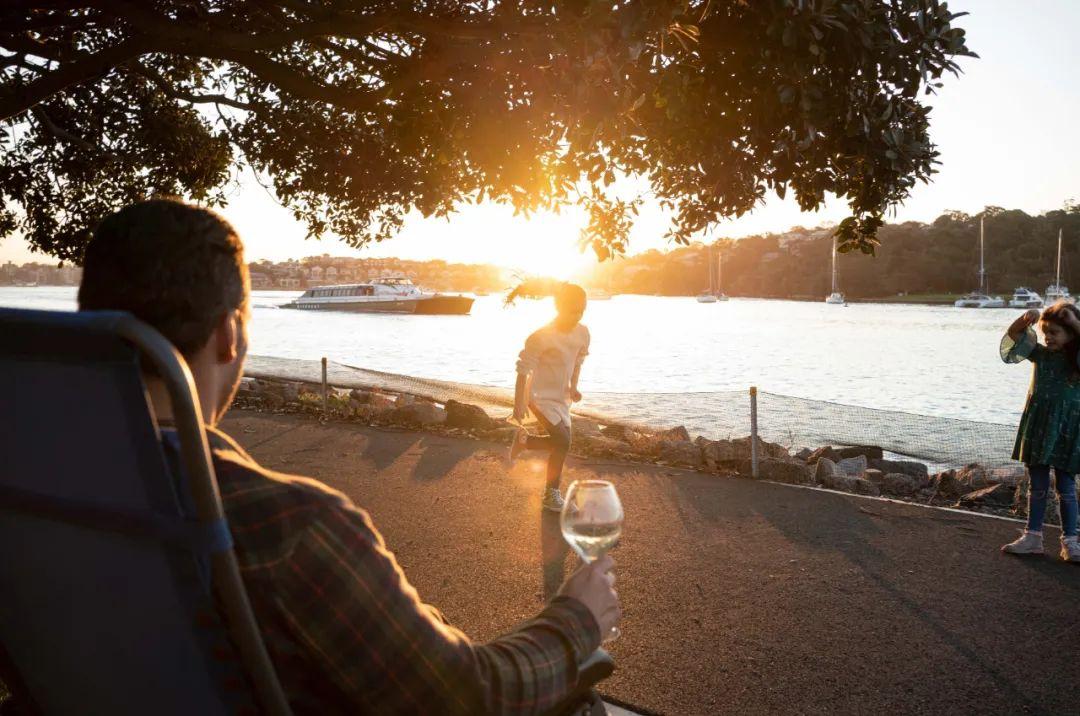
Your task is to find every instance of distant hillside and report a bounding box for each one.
[591,204,1080,299]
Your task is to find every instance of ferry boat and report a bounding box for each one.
[1008,287,1043,309]
[282,277,474,314]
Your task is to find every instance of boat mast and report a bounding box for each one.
[1056,228,1063,288]
[831,237,839,294]
[978,216,986,295]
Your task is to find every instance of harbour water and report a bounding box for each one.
[2,286,1032,428]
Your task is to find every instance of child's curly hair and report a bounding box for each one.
[1041,301,1080,378]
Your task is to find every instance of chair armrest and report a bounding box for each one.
[542,648,614,716]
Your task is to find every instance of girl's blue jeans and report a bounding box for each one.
[1026,465,1079,537]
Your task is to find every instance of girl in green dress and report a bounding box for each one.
[1000,302,1080,562]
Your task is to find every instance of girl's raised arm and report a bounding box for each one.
[1007,309,1041,340]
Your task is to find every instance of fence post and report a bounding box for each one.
[321,356,328,416]
[750,386,759,479]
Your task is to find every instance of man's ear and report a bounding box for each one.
[214,310,240,364]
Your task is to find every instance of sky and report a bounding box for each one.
[3,0,1079,277]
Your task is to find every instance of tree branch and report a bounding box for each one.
[0,36,147,120]
[129,62,255,111]
[31,106,96,151]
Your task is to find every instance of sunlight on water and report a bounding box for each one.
[2,286,1032,424]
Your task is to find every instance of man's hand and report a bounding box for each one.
[557,555,620,638]
[1022,308,1041,326]
[570,388,582,403]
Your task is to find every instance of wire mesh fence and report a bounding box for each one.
[245,355,1019,469]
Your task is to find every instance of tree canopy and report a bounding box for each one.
[1,1,972,263]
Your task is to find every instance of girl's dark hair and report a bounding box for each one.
[1041,301,1080,379]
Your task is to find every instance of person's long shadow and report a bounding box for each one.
[541,511,571,600]
[412,435,482,482]
[673,477,1053,713]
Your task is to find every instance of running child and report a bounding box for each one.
[1000,302,1080,562]
[509,283,590,512]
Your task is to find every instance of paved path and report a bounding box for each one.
[222,410,1080,715]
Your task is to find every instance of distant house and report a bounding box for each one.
[325,266,338,281]
[278,277,301,289]
[309,266,324,282]
[250,272,271,289]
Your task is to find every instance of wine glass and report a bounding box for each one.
[560,479,623,641]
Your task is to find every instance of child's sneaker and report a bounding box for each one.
[542,487,565,513]
[1060,536,1080,563]
[508,427,528,464]
[1001,530,1044,555]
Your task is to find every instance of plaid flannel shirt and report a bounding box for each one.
[205,427,600,715]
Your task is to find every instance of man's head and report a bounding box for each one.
[78,198,250,424]
[553,283,587,331]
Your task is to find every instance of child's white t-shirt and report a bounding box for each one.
[515,323,590,426]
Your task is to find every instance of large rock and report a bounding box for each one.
[869,458,929,481]
[795,447,814,462]
[658,440,702,468]
[814,457,839,483]
[261,391,285,410]
[957,463,993,491]
[837,445,884,461]
[758,458,814,485]
[390,401,447,426]
[369,393,397,411]
[576,434,631,458]
[958,483,1016,508]
[882,473,919,497]
[277,381,300,403]
[572,418,603,438]
[931,469,965,500]
[444,400,496,431]
[863,468,886,485]
[851,478,881,496]
[700,437,789,470]
[836,455,868,476]
[599,425,636,441]
[807,446,841,465]
[657,425,691,442]
[349,388,376,404]
[988,465,1028,488]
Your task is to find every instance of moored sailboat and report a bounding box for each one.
[825,237,845,304]
[955,217,1005,308]
[1044,228,1071,304]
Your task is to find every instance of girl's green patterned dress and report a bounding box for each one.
[1001,327,1080,471]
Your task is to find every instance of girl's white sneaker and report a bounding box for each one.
[1002,530,1044,555]
[1060,536,1080,563]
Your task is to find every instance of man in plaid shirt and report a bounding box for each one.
[77,199,621,714]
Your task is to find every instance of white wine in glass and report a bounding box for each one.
[560,479,623,641]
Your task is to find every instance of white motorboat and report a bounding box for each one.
[698,245,728,302]
[1045,229,1072,304]
[283,277,474,314]
[955,217,1005,308]
[955,293,1006,308]
[1009,287,1043,309]
[587,289,613,301]
[824,237,845,304]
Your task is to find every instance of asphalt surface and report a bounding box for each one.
[222,410,1080,715]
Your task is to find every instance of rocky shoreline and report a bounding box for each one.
[235,376,1045,524]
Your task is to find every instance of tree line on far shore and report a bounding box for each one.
[589,203,1080,299]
